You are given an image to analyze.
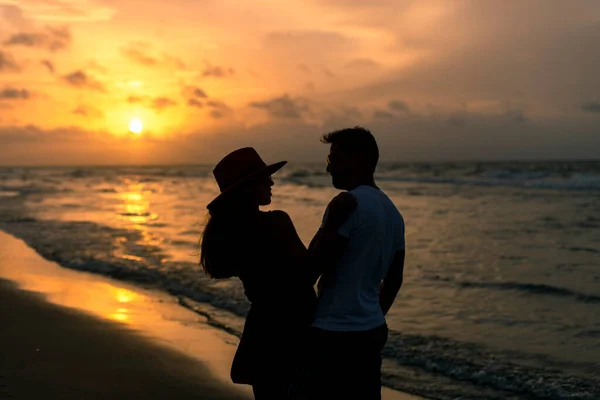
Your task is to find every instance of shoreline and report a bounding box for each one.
[0,230,425,400]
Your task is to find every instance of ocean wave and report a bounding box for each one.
[278,161,600,192]
[0,190,20,198]
[568,246,600,254]
[458,281,600,304]
[430,276,600,304]
[0,183,70,196]
[382,332,600,400]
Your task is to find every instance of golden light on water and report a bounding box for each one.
[116,288,136,303]
[129,118,143,134]
[109,288,137,322]
[111,311,129,322]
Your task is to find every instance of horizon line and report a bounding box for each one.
[1,158,599,169]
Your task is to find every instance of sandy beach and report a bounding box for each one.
[0,231,424,400]
[0,278,251,399]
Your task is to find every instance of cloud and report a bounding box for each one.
[0,0,115,22]
[320,65,335,78]
[121,42,186,69]
[318,106,363,127]
[40,59,54,73]
[126,95,177,112]
[121,42,157,66]
[182,85,208,108]
[192,88,208,98]
[0,124,93,143]
[373,110,394,119]
[184,86,208,108]
[0,87,30,100]
[151,97,177,111]
[447,113,467,127]
[206,100,231,119]
[0,124,177,166]
[0,4,29,28]
[0,50,20,72]
[343,107,362,119]
[388,100,409,112]
[2,108,600,165]
[249,94,310,119]
[127,95,148,104]
[62,70,105,91]
[3,26,71,52]
[181,108,598,163]
[308,1,600,118]
[188,98,203,108]
[202,61,234,78]
[73,104,103,118]
[87,60,107,73]
[298,64,311,74]
[345,58,381,69]
[163,54,186,70]
[209,110,225,119]
[582,101,600,113]
[265,30,353,55]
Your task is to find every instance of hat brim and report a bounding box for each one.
[206,160,287,210]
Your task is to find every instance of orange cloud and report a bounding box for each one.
[151,97,177,112]
[3,26,71,52]
[0,50,20,72]
[62,70,105,91]
[201,61,234,78]
[40,59,54,73]
[1,0,115,22]
[206,100,231,119]
[126,95,178,112]
[73,104,104,119]
[121,41,186,69]
[0,87,31,100]
[250,94,310,119]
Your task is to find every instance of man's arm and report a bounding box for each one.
[306,192,356,285]
[379,250,405,316]
[306,228,349,286]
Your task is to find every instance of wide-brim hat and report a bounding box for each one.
[206,147,287,210]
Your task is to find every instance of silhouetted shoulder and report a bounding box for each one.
[267,209,293,226]
[268,209,291,219]
[266,210,305,253]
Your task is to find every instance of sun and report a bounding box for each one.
[129,118,143,134]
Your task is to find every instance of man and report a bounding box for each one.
[305,126,405,400]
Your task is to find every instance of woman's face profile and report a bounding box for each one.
[244,173,274,207]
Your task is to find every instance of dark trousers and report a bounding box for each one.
[301,323,388,400]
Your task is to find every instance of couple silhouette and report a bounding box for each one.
[200,126,405,400]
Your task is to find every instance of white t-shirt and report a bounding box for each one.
[312,185,405,331]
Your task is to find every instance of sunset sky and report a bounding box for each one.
[1,0,599,165]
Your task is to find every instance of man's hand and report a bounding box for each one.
[323,192,357,232]
[380,250,405,316]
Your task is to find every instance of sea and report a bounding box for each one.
[0,160,599,400]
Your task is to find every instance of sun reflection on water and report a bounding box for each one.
[109,287,137,323]
[113,181,164,263]
[116,288,135,303]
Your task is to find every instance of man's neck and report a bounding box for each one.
[346,176,378,191]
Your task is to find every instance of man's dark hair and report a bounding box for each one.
[320,126,379,173]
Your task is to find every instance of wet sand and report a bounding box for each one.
[0,278,250,399]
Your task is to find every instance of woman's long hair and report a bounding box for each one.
[199,193,255,279]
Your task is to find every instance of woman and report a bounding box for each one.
[199,147,354,399]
